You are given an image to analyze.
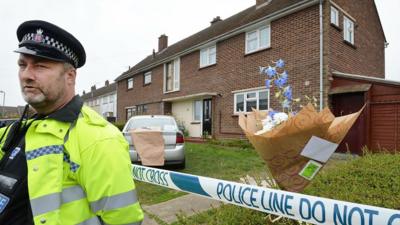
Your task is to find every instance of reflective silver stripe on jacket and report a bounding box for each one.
[90,190,139,213]
[104,222,142,225]
[31,185,86,216]
[30,192,61,216]
[62,185,86,204]
[77,216,103,225]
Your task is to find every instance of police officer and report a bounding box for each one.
[0,20,144,225]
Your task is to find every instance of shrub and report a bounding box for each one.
[207,139,253,150]
[112,122,125,131]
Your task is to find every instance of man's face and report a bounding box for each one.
[18,54,72,108]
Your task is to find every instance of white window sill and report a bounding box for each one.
[245,46,271,56]
[233,109,268,116]
[199,63,216,69]
[164,89,180,94]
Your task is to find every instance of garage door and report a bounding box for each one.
[370,102,400,152]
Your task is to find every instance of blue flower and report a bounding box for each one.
[281,70,288,79]
[283,86,292,100]
[274,77,287,88]
[265,79,271,89]
[268,110,277,118]
[266,66,276,78]
[276,59,285,68]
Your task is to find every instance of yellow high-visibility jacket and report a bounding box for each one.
[0,105,143,225]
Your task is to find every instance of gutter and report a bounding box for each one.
[118,0,319,80]
[319,0,324,111]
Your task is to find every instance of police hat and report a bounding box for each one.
[15,20,86,68]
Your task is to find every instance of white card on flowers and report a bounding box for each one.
[300,136,338,163]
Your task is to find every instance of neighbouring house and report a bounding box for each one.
[115,0,397,152]
[81,80,117,122]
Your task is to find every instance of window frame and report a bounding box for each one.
[127,77,134,90]
[233,89,270,114]
[163,58,180,93]
[126,106,136,120]
[245,25,271,54]
[330,6,339,27]
[144,71,152,85]
[343,16,355,45]
[193,100,202,122]
[200,45,217,68]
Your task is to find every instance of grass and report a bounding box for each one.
[135,142,265,205]
[303,152,400,209]
[172,152,400,225]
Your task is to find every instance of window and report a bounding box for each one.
[137,104,148,115]
[109,95,114,103]
[164,58,180,92]
[330,6,339,26]
[127,78,133,89]
[144,71,152,85]
[245,25,270,54]
[343,16,354,44]
[200,45,216,68]
[193,100,202,121]
[126,106,136,120]
[96,98,100,105]
[234,89,269,113]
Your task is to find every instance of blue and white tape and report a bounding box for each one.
[132,165,400,225]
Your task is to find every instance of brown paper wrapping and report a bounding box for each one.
[130,128,165,166]
[239,104,364,192]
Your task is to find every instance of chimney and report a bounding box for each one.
[105,80,109,86]
[152,49,156,59]
[210,16,222,26]
[91,85,96,92]
[82,90,86,95]
[158,34,168,52]
[256,0,272,8]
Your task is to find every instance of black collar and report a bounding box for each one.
[44,95,83,123]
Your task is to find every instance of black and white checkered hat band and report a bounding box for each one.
[22,33,79,67]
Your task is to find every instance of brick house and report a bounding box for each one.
[81,80,117,122]
[115,0,389,145]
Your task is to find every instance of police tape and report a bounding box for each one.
[132,164,400,225]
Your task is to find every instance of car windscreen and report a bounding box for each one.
[126,118,177,131]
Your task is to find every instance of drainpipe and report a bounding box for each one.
[319,0,324,111]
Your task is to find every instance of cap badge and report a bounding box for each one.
[34,29,44,43]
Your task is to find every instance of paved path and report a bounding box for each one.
[142,194,223,225]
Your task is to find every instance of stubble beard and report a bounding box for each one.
[22,90,46,106]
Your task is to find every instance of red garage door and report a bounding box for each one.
[370,102,400,152]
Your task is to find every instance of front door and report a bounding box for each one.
[202,99,212,136]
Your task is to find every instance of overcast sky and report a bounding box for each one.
[0,0,399,106]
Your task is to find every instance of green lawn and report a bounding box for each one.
[135,142,266,205]
[135,141,400,225]
[173,152,400,225]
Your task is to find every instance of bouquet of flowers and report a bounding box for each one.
[239,59,363,192]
